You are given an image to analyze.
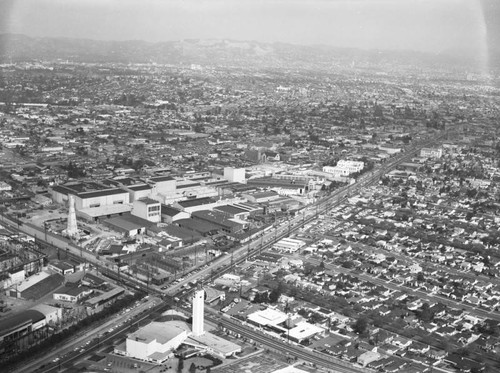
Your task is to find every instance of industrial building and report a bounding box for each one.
[323,160,364,177]
[132,197,161,223]
[273,238,306,253]
[121,288,240,363]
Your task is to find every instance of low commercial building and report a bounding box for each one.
[104,214,155,237]
[214,204,250,220]
[85,287,125,313]
[53,286,92,303]
[247,307,288,328]
[48,261,74,275]
[420,147,443,158]
[192,210,246,234]
[273,238,306,253]
[161,205,190,223]
[186,332,241,358]
[242,190,280,203]
[287,321,325,343]
[357,350,382,367]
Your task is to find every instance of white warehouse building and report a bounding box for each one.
[273,238,306,253]
[126,321,191,363]
[323,160,364,177]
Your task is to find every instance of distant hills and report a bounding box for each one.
[0,33,490,72]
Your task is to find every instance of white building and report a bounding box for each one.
[247,307,288,327]
[126,321,190,362]
[273,238,306,253]
[75,188,130,210]
[224,167,246,183]
[287,321,325,343]
[420,147,443,159]
[132,198,161,223]
[357,350,381,367]
[192,289,205,337]
[0,181,12,191]
[31,304,62,325]
[323,160,364,177]
[148,175,176,197]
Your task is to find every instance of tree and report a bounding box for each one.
[269,288,280,303]
[416,272,425,283]
[353,317,369,336]
[189,362,197,373]
[419,302,433,322]
[177,357,184,373]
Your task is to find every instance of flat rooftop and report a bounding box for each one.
[214,205,247,215]
[78,188,128,199]
[149,176,175,183]
[16,271,51,292]
[128,321,190,345]
[187,331,241,356]
[78,204,132,218]
[104,213,154,232]
[288,321,324,341]
[137,197,160,205]
[178,197,216,208]
[247,307,288,326]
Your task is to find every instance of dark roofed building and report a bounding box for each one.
[149,176,175,183]
[77,188,127,199]
[218,182,257,194]
[176,218,220,236]
[161,205,190,223]
[214,205,249,219]
[104,213,155,237]
[128,184,152,191]
[176,197,216,209]
[53,285,93,303]
[0,309,46,348]
[192,210,246,233]
[242,190,280,203]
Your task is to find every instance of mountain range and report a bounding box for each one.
[0,33,491,73]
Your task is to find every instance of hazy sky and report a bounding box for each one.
[1,0,498,56]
